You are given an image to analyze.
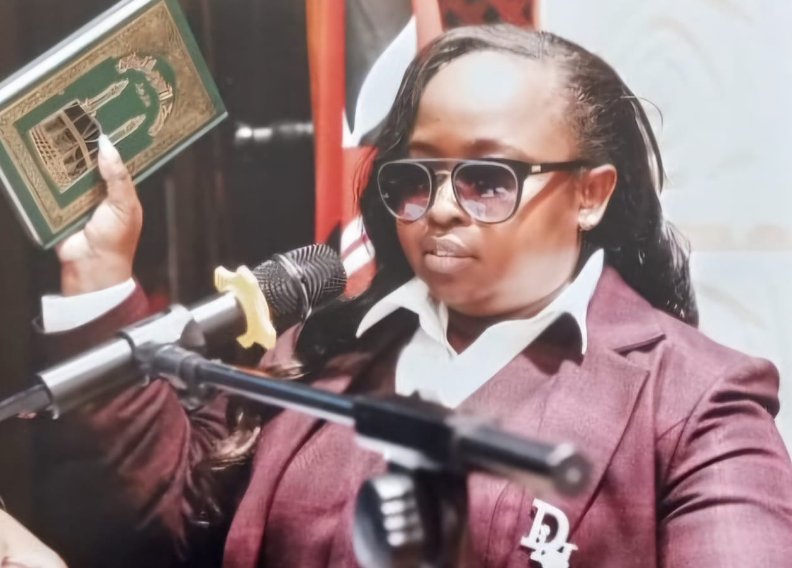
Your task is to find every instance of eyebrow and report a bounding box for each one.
[408,138,536,162]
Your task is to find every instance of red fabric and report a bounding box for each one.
[339,146,375,296]
[36,267,792,567]
[307,0,346,244]
[439,0,538,28]
[308,1,444,295]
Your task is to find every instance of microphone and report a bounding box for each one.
[0,244,346,421]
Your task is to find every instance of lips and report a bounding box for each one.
[424,236,473,256]
[422,236,475,274]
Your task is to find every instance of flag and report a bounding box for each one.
[307,0,539,295]
[437,0,539,29]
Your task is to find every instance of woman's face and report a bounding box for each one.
[396,51,615,318]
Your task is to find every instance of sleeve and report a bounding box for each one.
[33,284,232,568]
[41,278,136,333]
[658,357,792,566]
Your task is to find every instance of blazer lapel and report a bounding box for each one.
[459,339,652,565]
[463,268,666,565]
[532,343,650,531]
[526,268,666,535]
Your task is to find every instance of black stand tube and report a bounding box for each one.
[141,344,589,495]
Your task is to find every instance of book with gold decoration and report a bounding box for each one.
[0,0,227,248]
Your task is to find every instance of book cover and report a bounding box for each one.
[0,0,227,248]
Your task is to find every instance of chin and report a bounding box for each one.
[422,275,477,307]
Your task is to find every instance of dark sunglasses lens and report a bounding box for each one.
[378,163,432,221]
[454,163,518,222]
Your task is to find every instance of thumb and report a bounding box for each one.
[97,135,137,216]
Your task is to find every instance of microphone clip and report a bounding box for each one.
[41,304,206,417]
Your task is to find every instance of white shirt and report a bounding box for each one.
[42,279,137,333]
[42,251,604,409]
[356,250,604,408]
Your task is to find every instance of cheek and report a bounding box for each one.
[486,185,581,278]
[396,221,424,268]
[513,180,580,247]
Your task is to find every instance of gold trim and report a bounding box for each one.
[0,1,216,232]
[116,53,175,137]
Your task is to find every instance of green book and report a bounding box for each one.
[0,0,227,248]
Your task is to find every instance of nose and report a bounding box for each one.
[425,173,468,226]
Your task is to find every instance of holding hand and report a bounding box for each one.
[56,135,143,296]
[0,509,67,568]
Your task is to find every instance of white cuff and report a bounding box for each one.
[42,279,136,333]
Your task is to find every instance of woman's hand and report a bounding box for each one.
[0,509,67,568]
[56,135,142,296]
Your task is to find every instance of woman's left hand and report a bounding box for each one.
[0,509,67,568]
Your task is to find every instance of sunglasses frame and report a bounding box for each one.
[377,157,590,224]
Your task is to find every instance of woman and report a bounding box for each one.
[38,25,792,567]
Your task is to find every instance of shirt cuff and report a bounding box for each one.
[42,278,137,333]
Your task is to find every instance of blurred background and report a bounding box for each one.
[0,0,790,536]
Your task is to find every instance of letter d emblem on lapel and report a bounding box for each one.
[520,499,577,568]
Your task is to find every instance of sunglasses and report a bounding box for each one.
[377,158,589,224]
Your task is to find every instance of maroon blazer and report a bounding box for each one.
[33,267,792,568]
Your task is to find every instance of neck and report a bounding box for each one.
[446,278,571,353]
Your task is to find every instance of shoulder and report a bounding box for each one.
[589,267,779,430]
[638,304,780,434]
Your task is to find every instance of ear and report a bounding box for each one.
[577,164,617,231]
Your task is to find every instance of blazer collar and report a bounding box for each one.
[357,251,605,355]
[586,265,666,353]
[356,263,666,357]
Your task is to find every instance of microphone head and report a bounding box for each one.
[252,244,347,332]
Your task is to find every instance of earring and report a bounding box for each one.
[579,207,594,232]
[579,214,595,232]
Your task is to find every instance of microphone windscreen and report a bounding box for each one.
[252,244,347,332]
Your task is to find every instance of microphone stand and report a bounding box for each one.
[137,343,590,568]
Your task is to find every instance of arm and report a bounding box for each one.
[35,288,231,567]
[658,357,792,566]
[34,137,231,568]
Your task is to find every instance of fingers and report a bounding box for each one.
[97,135,139,218]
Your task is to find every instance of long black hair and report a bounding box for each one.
[196,25,698,520]
[296,24,697,366]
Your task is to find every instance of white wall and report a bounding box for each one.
[542,0,792,448]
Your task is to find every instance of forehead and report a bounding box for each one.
[410,51,575,160]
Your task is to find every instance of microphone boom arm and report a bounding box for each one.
[142,344,590,497]
[34,293,245,418]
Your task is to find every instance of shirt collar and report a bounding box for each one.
[357,250,604,354]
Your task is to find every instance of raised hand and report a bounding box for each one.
[56,135,143,296]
